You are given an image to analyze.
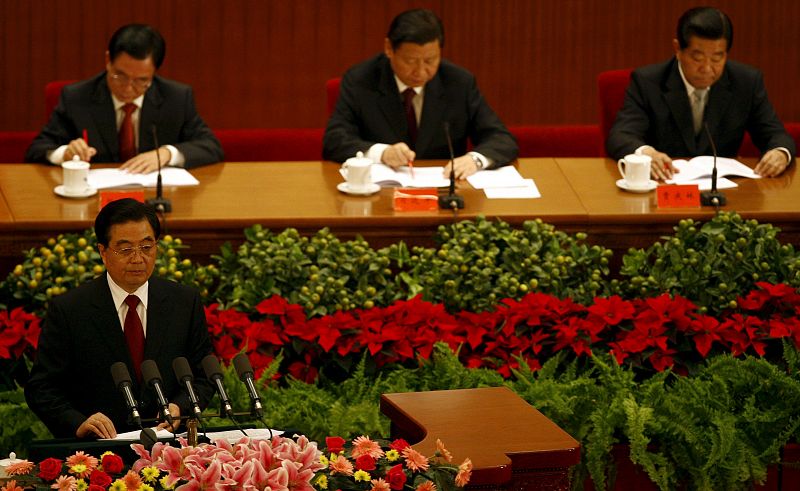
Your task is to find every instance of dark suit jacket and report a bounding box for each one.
[606,58,795,161]
[25,274,215,438]
[323,54,518,167]
[25,72,224,167]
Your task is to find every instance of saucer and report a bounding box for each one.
[337,182,380,196]
[616,179,657,193]
[54,185,98,198]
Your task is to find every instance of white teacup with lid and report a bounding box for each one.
[340,151,373,192]
[62,156,92,195]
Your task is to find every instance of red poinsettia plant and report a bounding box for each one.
[0,450,127,491]
[316,435,471,491]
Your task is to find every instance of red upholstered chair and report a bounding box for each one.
[325,78,341,116]
[0,131,37,163]
[45,80,77,120]
[215,128,324,161]
[512,125,603,157]
[597,68,633,147]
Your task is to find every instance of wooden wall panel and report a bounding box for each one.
[2,0,798,132]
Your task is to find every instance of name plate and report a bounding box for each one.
[656,184,700,208]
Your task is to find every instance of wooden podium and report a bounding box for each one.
[380,387,580,490]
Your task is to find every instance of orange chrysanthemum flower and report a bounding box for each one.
[455,458,472,487]
[1,479,24,491]
[369,478,391,491]
[122,469,142,490]
[351,436,385,459]
[65,451,98,472]
[51,475,76,491]
[329,454,354,476]
[4,460,34,476]
[435,439,453,463]
[402,447,429,472]
[416,481,437,491]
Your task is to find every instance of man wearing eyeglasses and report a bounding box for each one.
[25,24,223,173]
[25,199,215,438]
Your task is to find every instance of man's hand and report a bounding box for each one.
[381,143,415,169]
[76,412,117,439]
[640,147,676,181]
[754,149,790,177]
[156,403,181,432]
[64,138,97,162]
[119,147,171,174]
[443,155,480,180]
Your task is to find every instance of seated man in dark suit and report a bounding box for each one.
[25,199,214,438]
[606,7,795,181]
[26,24,223,173]
[323,9,518,179]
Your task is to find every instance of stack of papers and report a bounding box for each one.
[369,164,450,188]
[106,427,282,442]
[467,166,540,199]
[87,168,200,190]
[666,156,760,190]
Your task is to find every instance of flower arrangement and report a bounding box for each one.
[1,450,127,491]
[317,435,471,491]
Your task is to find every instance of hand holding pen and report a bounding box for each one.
[63,129,97,162]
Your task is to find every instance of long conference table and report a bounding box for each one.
[0,158,798,276]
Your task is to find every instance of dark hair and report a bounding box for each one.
[676,7,733,50]
[108,24,166,69]
[94,198,161,247]
[387,9,444,50]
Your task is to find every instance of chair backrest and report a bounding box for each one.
[45,80,76,121]
[325,77,341,116]
[597,69,633,144]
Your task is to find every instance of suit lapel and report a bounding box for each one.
[138,80,164,153]
[377,60,407,144]
[90,80,119,160]
[143,279,168,363]
[416,74,445,156]
[663,61,697,154]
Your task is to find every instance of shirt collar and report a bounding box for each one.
[111,93,145,111]
[393,75,423,96]
[106,274,149,312]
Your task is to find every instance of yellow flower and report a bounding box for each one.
[110,480,127,491]
[316,474,328,490]
[319,455,329,467]
[138,484,154,491]
[354,470,371,482]
[75,480,88,491]
[70,463,88,476]
[385,449,400,462]
[141,466,160,483]
[159,476,176,490]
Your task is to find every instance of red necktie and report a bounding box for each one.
[403,88,418,149]
[124,295,145,382]
[118,103,137,162]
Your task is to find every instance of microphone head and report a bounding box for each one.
[201,354,224,380]
[140,427,158,450]
[232,353,254,381]
[111,362,133,389]
[141,359,163,386]
[172,357,194,383]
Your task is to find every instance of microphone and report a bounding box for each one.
[172,357,203,420]
[110,362,142,427]
[201,355,234,418]
[145,125,172,213]
[141,359,175,427]
[700,122,727,207]
[233,353,263,417]
[438,122,465,210]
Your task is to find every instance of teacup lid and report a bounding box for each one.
[65,155,90,167]
[346,151,372,165]
[0,451,21,466]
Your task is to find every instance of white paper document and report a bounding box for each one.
[106,427,282,442]
[369,164,450,188]
[483,179,541,199]
[87,168,200,190]
[666,156,760,185]
[688,177,738,191]
[467,166,527,189]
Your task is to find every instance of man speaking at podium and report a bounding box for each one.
[25,199,214,438]
[606,7,795,181]
[25,24,223,173]
[323,9,518,180]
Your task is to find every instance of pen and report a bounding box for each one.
[407,160,416,179]
[82,129,88,144]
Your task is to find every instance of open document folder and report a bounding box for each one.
[87,168,200,189]
[665,156,760,189]
[369,163,450,188]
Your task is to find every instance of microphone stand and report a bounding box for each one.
[438,122,464,211]
[700,122,727,207]
[146,125,173,213]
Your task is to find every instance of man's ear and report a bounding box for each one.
[384,38,394,58]
[672,38,681,56]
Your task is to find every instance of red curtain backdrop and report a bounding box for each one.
[2,0,798,131]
